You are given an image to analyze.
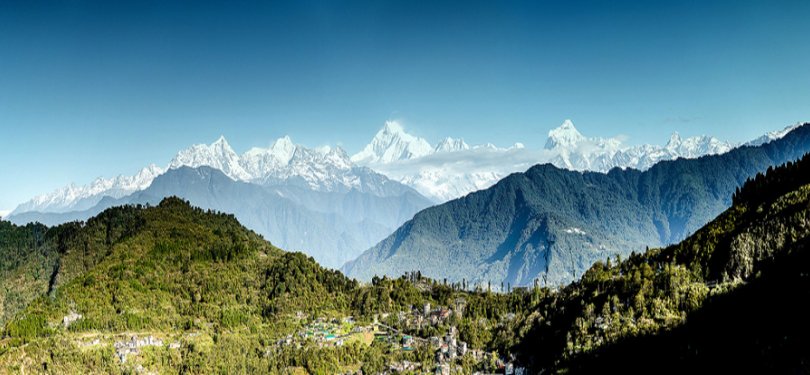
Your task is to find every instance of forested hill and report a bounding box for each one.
[0,197,374,372]
[343,123,810,287]
[0,198,280,328]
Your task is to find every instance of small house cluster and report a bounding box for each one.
[431,326,467,364]
[283,316,358,348]
[114,335,164,363]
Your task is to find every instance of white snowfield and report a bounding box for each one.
[10,120,802,214]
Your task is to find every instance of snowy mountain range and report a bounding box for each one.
[350,121,435,164]
[745,122,806,146]
[10,120,800,214]
[167,134,412,197]
[10,164,165,215]
[543,119,734,172]
[12,135,413,215]
[350,119,736,202]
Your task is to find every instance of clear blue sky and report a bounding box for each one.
[1,0,809,210]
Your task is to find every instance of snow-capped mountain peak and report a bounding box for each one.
[473,143,499,151]
[545,119,586,149]
[241,135,300,177]
[383,120,405,134]
[367,119,752,202]
[660,132,733,158]
[666,132,682,149]
[435,137,470,153]
[212,135,228,147]
[269,136,296,164]
[351,121,434,164]
[746,122,807,146]
[129,164,165,189]
[169,136,251,181]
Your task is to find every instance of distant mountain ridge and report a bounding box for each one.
[543,119,734,172]
[343,123,810,287]
[10,164,164,215]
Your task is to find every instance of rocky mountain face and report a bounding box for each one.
[343,123,810,287]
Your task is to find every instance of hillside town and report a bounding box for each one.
[277,300,526,374]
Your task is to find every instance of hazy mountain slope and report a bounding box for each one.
[10,167,432,268]
[344,124,810,286]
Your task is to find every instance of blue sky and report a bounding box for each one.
[1,0,809,211]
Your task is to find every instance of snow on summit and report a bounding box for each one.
[545,119,586,149]
[350,121,433,164]
[169,135,379,194]
[435,137,470,153]
[169,136,252,181]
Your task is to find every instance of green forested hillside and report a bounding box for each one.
[0,205,153,327]
[0,221,50,325]
[0,197,540,373]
